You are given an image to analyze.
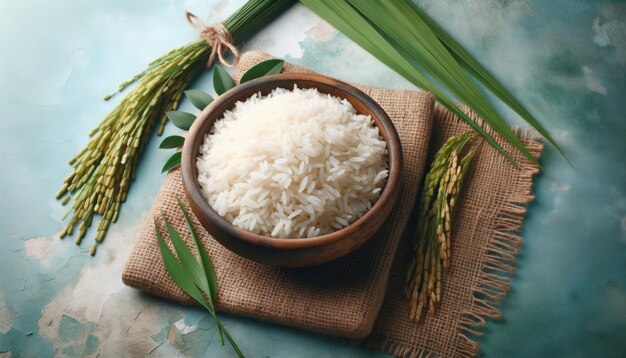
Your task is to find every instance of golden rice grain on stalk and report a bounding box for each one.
[56,0,293,256]
[405,131,477,321]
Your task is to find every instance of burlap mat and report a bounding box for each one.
[123,52,434,339]
[123,52,542,357]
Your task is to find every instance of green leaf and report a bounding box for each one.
[301,0,513,164]
[185,90,213,110]
[166,111,196,130]
[412,8,570,166]
[301,0,541,167]
[159,135,185,149]
[174,199,224,345]
[240,59,284,83]
[154,222,211,311]
[162,152,181,173]
[177,198,217,304]
[216,319,245,358]
[167,204,226,345]
[213,65,235,95]
[161,213,212,299]
[345,0,537,167]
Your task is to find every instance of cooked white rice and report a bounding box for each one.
[196,86,388,238]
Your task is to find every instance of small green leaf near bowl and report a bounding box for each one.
[162,152,182,173]
[166,111,196,131]
[159,135,185,149]
[185,90,213,110]
[213,65,235,95]
[240,59,285,84]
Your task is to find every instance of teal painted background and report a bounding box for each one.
[0,0,624,357]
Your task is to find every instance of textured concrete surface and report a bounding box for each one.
[0,0,624,356]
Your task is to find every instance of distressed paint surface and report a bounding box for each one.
[0,0,624,356]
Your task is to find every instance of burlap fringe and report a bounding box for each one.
[454,127,541,358]
[364,338,432,358]
[366,107,542,357]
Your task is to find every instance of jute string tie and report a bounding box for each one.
[185,12,239,67]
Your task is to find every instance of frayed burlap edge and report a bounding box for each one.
[364,105,543,358]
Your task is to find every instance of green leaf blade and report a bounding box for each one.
[185,90,213,110]
[162,152,182,173]
[447,49,571,166]
[437,96,518,166]
[412,5,565,158]
[240,59,284,83]
[402,2,560,165]
[302,0,542,168]
[213,65,235,95]
[216,320,245,358]
[154,222,211,311]
[347,0,537,165]
[159,135,185,149]
[176,198,218,304]
[169,201,226,345]
[161,213,211,298]
[166,111,196,130]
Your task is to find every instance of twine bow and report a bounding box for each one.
[185,12,240,67]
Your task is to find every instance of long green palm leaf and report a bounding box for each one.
[346,0,538,166]
[302,0,563,167]
[409,4,570,165]
[300,0,515,164]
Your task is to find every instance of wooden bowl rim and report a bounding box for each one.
[182,72,402,250]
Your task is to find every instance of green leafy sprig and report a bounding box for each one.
[160,60,284,172]
[300,0,568,167]
[156,199,242,357]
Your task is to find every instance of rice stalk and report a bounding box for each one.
[56,0,293,255]
[405,131,477,321]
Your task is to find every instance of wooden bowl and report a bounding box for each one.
[182,73,402,267]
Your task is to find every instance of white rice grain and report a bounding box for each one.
[196,86,388,238]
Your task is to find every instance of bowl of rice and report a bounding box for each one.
[181,73,402,267]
